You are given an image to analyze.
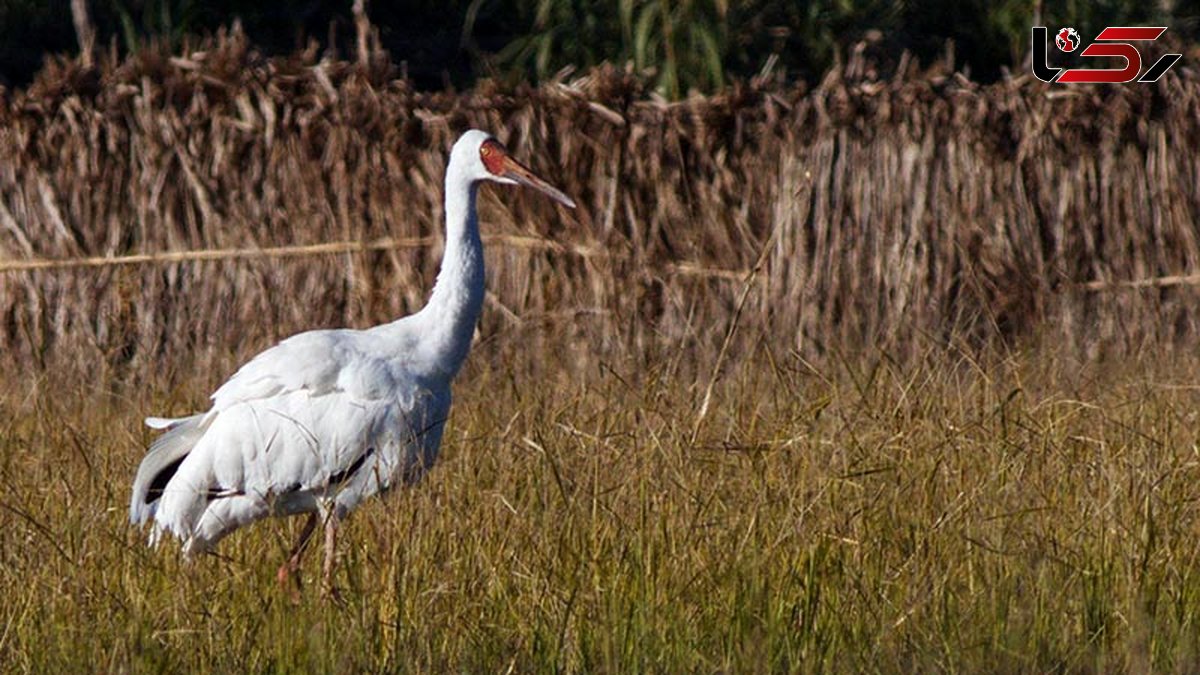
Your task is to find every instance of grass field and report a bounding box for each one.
[3,341,1200,672]
[0,28,1197,675]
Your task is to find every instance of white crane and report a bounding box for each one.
[129,130,575,598]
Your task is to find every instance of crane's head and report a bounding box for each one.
[452,130,577,209]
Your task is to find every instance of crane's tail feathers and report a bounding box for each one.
[129,414,209,525]
[145,416,190,430]
[147,523,166,548]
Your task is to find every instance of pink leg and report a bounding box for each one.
[321,514,343,602]
[276,513,318,603]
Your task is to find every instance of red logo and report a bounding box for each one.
[1032,26,1181,83]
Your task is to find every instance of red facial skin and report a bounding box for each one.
[480,139,507,175]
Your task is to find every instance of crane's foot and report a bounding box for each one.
[320,582,345,605]
[277,563,304,605]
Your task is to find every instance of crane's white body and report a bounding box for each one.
[130,130,502,556]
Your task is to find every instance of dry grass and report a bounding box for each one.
[4,341,1200,671]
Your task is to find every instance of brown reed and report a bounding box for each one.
[0,27,1197,385]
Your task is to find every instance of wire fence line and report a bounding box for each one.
[0,234,753,281]
[2,233,1191,290]
[1074,274,1200,292]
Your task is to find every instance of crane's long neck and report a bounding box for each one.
[419,168,485,377]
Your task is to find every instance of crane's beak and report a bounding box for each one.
[499,155,577,209]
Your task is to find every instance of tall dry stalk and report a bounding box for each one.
[70,0,96,68]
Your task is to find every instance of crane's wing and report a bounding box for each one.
[148,384,445,554]
[208,329,413,412]
[131,328,437,545]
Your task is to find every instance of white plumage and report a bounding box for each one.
[129,129,575,597]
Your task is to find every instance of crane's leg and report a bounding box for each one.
[277,513,318,603]
[321,512,343,602]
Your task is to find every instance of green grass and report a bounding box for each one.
[3,346,1200,671]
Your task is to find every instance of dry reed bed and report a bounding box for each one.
[0,30,1198,381]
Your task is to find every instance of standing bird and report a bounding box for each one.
[130,130,575,597]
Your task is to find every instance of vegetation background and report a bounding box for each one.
[2,1,1200,671]
[2,0,1200,93]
